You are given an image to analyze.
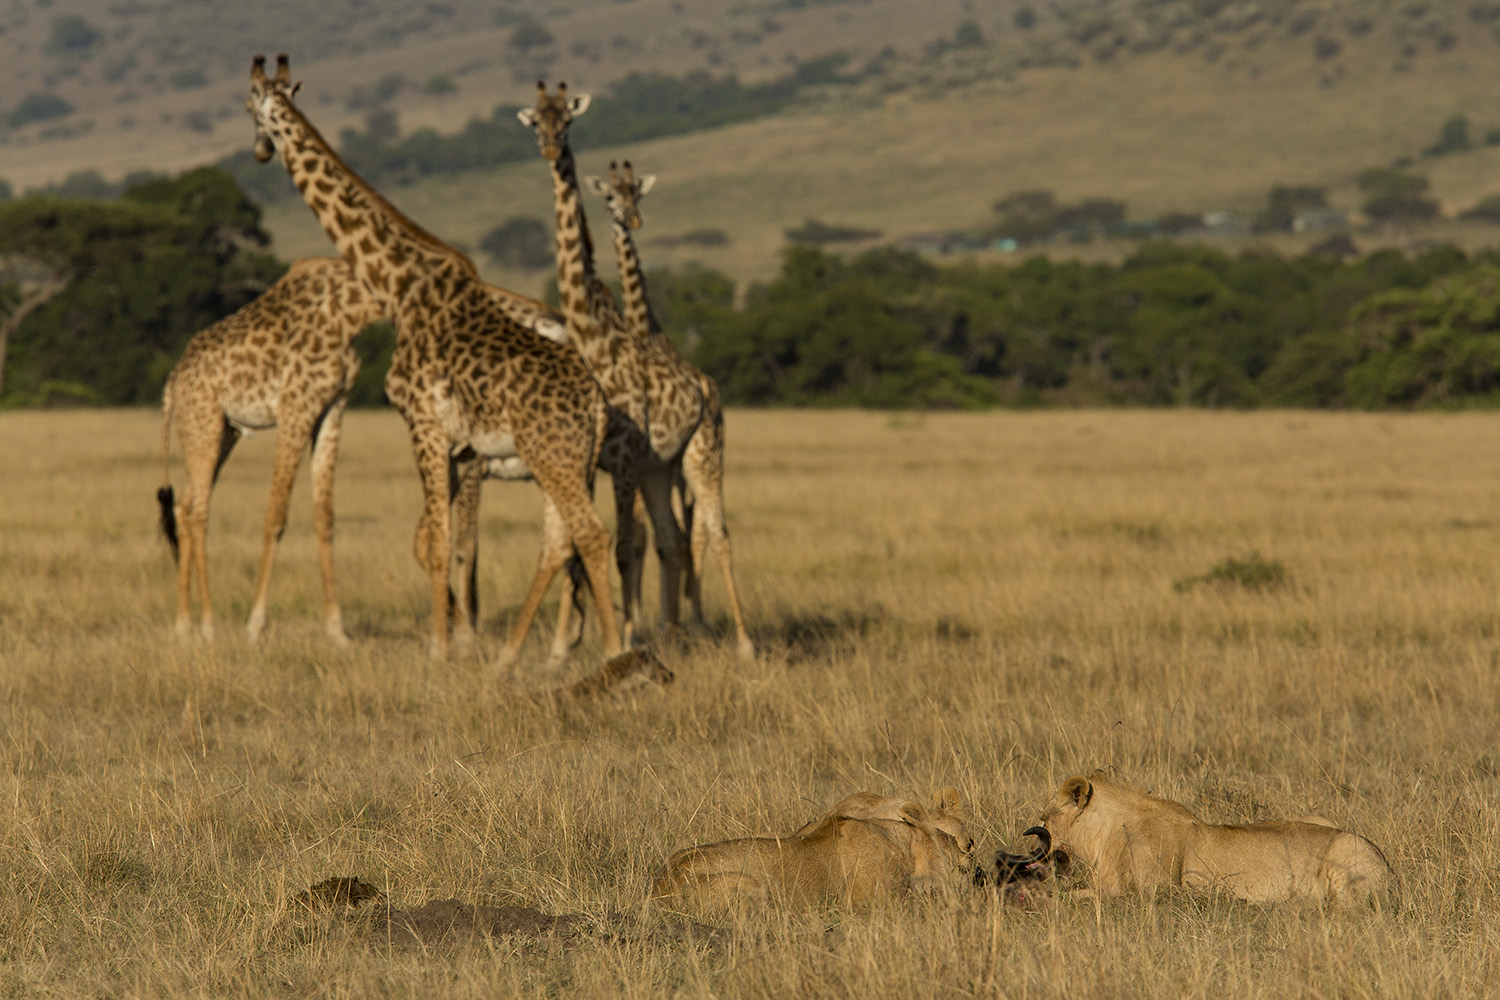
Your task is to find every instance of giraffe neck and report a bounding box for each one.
[548,144,602,332]
[608,216,663,339]
[267,96,471,312]
[547,145,644,417]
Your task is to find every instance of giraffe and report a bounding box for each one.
[518,81,709,648]
[245,54,624,666]
[586,160,755,659]
[157,256,381,645]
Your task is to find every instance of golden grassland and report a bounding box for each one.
[2,406,1499,997]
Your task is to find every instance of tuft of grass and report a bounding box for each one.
[1173,551,1289,593]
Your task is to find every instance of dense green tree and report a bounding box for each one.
[0,169,281,407]
[1344,265,1500,407]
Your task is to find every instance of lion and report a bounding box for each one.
[1036,771,1395,906]
[651,788,974,914]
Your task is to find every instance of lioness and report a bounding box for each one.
[1038,771,1395,906]
[652,788,974,913]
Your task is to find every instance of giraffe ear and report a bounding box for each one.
[569,93,591,117]
[637,174,657,196]
[584,176,609,196]
[516,108,538,127]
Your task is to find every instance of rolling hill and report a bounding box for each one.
[6,1,1500,292]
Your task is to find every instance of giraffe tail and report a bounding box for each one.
[565,553,591,627]
[158,380,180,563]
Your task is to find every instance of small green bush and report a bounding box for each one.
[1174,552,1289,593]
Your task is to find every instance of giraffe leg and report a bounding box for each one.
[309,395,351,646]
[448,455,483,652]
[627,489,649,634]
[246,405,318,645]
[640,466,686,633]
[675,466,702,621]
[611,472,647,646]
[499,465,624,669]
[682,419,753,660]
[407,426,455,660]
[180,419,240,642]
[557,491,624,662]
[547,475,644,668]
[554,418,643,664]
[495,495,574,674]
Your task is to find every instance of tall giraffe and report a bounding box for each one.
[518,81,707,645]
[157,256,381,645]
[586,161,754,659]
[245,55,623,665]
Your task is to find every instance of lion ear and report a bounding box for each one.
[1063,776,1093,809]
[932,786,961,812]
[896,801,929,827]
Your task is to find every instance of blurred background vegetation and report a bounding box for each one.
[6,165,1500,411]
[10,1,1500,411]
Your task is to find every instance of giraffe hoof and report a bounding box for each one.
[427,636,448,661]
[736,637,756,661]
[200,621,216,642]
[492,644,520,676]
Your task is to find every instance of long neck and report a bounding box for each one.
[270,98,471,310]
[548,144,601,335]
[546,146,642,416]
[609,217,663,338]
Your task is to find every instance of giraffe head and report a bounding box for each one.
[246,53,302,163]
[516,80,590,161]
[585,160,657,229]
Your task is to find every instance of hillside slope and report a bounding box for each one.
[7,1,1500,292]
[261,41,1500,293]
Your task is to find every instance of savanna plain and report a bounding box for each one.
[3,407,1498,998]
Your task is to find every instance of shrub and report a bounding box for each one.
[479,217,553,270]
[784,218,882,245]
[510,20,555,51]
[1359,167,1440,226]
[45,14,102,56]
[7,92,74,128]
[1424,115,1472,156]
[1174,552,1289,592]
[1459,195,1500,222]
[168,68,207,91]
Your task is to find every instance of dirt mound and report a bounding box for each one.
[287,875,725,950]
[375,899,590,947]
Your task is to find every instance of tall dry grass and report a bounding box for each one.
[1,407,1497,997]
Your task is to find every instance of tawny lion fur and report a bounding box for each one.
[652,788,973,913]
[1039,771,1395,906]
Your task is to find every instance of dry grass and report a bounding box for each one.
[3,407,1499,997]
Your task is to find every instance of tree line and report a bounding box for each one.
[5,168,1500,412]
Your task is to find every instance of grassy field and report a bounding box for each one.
[3,406,1499,997]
